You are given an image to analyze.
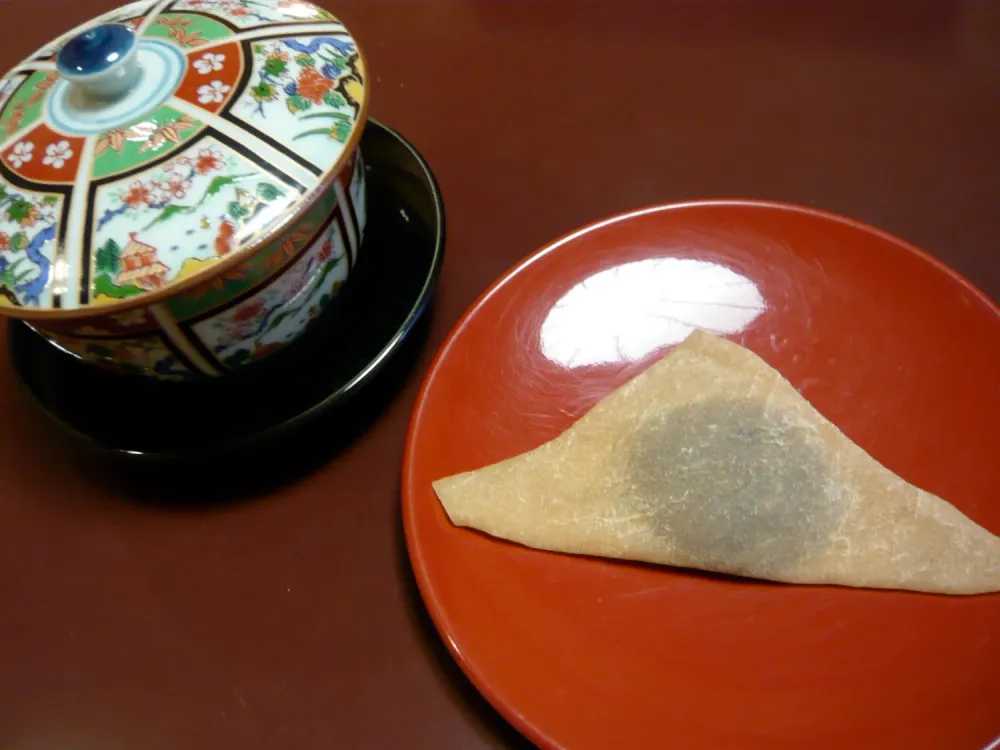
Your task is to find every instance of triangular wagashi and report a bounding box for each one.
[432,330,1000,595]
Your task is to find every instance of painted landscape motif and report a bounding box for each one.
[0,183,61,307]
[162,181,339,320]
[0,71,59,139]
[192,215,348,366]
[91,107,204,179]
[90,137,291,304]
[173,0,337,28]
[234,35,363,169]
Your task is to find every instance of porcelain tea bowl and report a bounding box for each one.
[0,0,368,380]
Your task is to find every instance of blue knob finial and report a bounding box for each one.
[57,23,136,78]
[56,23,141,100]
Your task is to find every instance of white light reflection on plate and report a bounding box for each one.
[539,258,765,368]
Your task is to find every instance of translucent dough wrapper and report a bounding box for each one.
[432,330,1000,595]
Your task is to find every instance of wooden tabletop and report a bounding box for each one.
[1,1,998,747]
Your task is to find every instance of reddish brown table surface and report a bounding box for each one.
[1,2,998,748]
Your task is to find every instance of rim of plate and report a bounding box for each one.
[400,197,1000,748]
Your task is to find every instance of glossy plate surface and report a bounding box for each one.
[8,119,443,460]
[402,201,1000,750]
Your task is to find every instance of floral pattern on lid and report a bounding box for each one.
[0,0,366,313]
[173,0,337,28]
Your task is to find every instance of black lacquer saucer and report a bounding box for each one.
[8,119,445,464]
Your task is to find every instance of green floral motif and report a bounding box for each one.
[264,57,288,77]
[242,39,362,144]
[144,13,234,47]
[0,71,58,139]
[92,107,204,179]
[251,82,279,103]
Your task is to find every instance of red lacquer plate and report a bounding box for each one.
[402,200,1000,750]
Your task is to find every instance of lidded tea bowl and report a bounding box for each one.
[0,0,368,379]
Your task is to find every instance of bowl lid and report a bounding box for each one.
[0,0,367,315]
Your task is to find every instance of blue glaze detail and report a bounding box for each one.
[56,23,136,77]
[47,39,186,135]
[282,38,355,57]
[15,225,55,306]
